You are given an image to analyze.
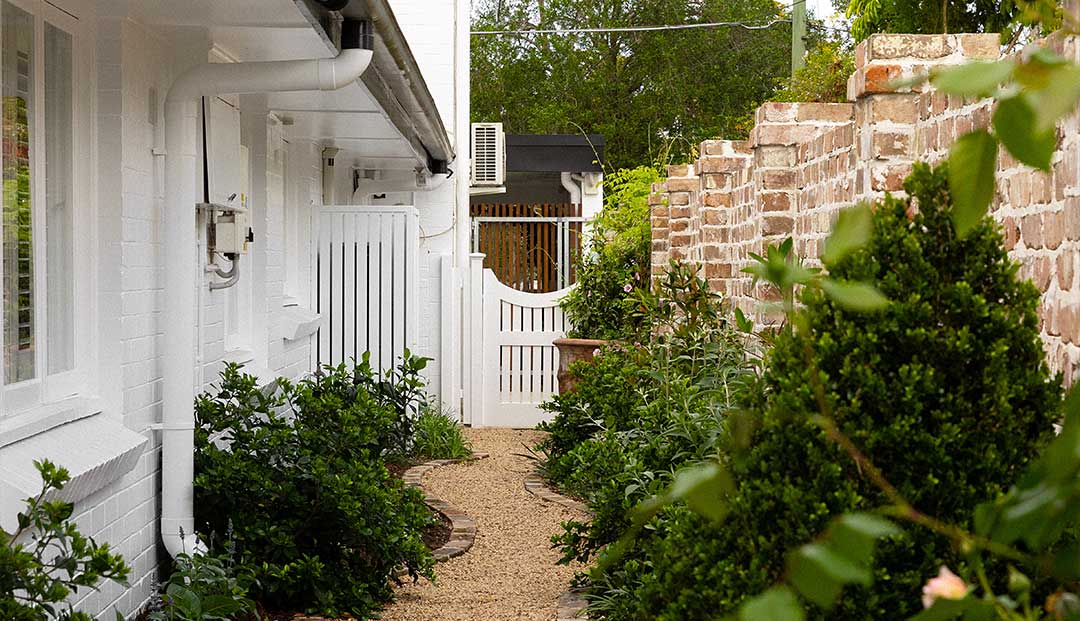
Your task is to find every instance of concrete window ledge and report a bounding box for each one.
[279,304,322,342]
[0,411,147,531]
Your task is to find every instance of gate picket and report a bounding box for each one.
[316,207,419,377]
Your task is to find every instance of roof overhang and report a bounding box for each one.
[101,0,452,174]
[506,134,606,173]
[297,0,455,169]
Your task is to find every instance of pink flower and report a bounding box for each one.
[624,284,633,293]
[592,348,601,356]
[921,566,969,609]
[634,272,641,281]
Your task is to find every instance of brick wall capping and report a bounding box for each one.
[756,101,855,124]
[701,139,751,156]
[857,33,1001,65]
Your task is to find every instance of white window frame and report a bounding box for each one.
[1,0,95,417]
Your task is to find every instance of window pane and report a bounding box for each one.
[45,23,73,374]
[2,1,35,385]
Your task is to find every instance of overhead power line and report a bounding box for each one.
[471,19,793,36]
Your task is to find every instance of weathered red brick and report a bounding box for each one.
[761,192,792,212]
[1044,210,1065,250]
[665,178,699,192]
[797,103,855,123]
[869,34,953,60]
[871,94,920,124]
[762,169,797,189]
[863,64,903,94]
[1021,213,1043,249]
[761,216,794,236]
[1059,252,1075,291]
[756,102,798,123]
[704,192,733,208]
[873,130,913,158]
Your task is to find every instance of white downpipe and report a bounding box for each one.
[560,171,582,206]
[161,48,373,559]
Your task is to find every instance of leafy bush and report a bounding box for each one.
[193,362,435,618]
[540,262,752,570]
[609,163,1060,620]
[0,461,129,621]
[149,545,257,621]
[561,166,660,340]
[774,40,855,104]
[412,406,472,461]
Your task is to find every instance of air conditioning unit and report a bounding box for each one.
[471,122,506,187]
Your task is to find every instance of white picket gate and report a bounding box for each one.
[463,253,572,428]
[315,206,419,375]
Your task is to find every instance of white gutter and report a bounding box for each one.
[351,172,451,199]
[161,48,373,559]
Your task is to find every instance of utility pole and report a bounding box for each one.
[792,0,806,76]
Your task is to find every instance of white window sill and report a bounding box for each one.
[279,305,322,342]
[220,350,279,398]
[0,406,147,531]
[222,348,256,366]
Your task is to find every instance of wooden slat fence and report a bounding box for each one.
[470,203,584,293]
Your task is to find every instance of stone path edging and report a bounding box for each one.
[524,469,592,621]
[403,453,489,562]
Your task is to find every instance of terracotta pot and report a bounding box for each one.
[553,338,611,394]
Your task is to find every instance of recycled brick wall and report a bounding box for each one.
[650,32,1080,384]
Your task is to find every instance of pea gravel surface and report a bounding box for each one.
[379,428,583,621]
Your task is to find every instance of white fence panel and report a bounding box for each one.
[465,253,571,428]
[316,206,419,375]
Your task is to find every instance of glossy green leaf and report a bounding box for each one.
[948,130,998,236]
[668,462,732,521]
[993,96,1055,171]
[1027,65,1080,132]
[823,205,873,266]
[932,61,1015,96]
[739,587,806,621]
[789,543,871,609]
[734,308,754,333]
[908,596,979,621]
[821,280,890,311]
[830,513,900,564]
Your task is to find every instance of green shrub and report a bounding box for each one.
[541,262,752,568]
[0,461,129,621]
[773,40,855,104]
[561,166,660,340]
[608,163,1060,620]
[149,545,257,621]
[412,406,472,461]
[194,363,435,618]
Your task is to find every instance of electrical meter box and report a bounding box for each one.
[214,196,251,254]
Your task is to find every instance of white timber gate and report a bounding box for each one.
[463,253,572,428]
[315,206,419,375]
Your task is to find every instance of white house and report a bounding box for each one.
[0,0,477,617]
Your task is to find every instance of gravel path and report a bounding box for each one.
[380,428,583,621]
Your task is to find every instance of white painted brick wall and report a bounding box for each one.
[70,17,171,619]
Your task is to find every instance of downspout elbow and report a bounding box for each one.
[560,172,582,206]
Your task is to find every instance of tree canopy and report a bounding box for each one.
[471,0,792,169]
